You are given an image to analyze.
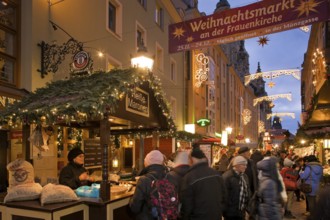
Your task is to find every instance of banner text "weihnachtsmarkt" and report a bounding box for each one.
[168,0,330,53]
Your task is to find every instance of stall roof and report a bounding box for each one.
[305,81,330,129]
[0,69,176,134]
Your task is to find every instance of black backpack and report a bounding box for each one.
[147,174,180,220]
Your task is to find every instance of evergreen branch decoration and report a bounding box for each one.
[0,68,176,134]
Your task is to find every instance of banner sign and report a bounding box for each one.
[169,0,330,53]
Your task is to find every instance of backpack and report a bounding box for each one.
[147,174,179,220]
[280,167,299,191]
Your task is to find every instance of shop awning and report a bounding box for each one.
[305,81,330,129]
[0,69,176,134]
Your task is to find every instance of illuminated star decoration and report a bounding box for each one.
[268,81,276,88]
[258,36,269,47]
[172,27,185,39]
[186,36,194,43]
[295,0,321,17]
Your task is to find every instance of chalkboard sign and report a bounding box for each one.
[83,139,102,168]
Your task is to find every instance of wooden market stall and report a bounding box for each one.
[0,68,176,220]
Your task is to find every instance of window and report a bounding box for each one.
[155,3,164,29]
[108,2,116,32]
[107,0,122,39]
[136,22,146,50]
[137,0,147,8]
[0,1,18,85]
[155,43,163,72]
[170,58,177,82]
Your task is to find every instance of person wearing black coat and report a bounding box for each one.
[167,151,191,193]
[59,148,94,189]
[308,180,330,220]
[129,150,168,220]
[223,156,250,220]
[180,147,225,220]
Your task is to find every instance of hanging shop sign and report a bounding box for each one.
[126,87,150,117]
[169,0,330,53]
[196,118,211,127]
[70,50,93,74]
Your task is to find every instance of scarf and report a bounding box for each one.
[239,173,249,211]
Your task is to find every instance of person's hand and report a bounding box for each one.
[88,176,95,182]
[79,172,89,181]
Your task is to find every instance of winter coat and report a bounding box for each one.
[218,154,229,173]
[257,176,282,220]
[246,158,258,193]
[257,157,282,220]
[167,164,190,192]
[129,164,168,220]
[222,168,250,218]
[59,161,89,189]
[308,185,330,220]
[299,162,323,196]
[180,161,225,220]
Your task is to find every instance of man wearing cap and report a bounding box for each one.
[180,146,225,220]
[59,147,94,189]
[223,156,250,220]
[129,150,168,220]
[238,147,258,195]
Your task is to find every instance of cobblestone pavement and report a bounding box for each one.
[284,198,308,220]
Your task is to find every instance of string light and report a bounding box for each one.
[194,52,209,88]
[242,109,252,125]
[266,112,295,120]
[253,93,292,106]
[244,69,300,85]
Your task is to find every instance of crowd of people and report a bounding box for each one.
[128,145,327,220]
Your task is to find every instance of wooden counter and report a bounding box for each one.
[0,191,135,220]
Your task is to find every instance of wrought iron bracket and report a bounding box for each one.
[37,38,83,78]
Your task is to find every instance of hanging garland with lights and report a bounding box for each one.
[258,120,265,133]
[253,93,292,106]
[0,68,176,135]
[242,109,252,125]
[244,69,301,85]
[266,112,295,120]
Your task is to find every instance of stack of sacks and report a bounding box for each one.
[4,159,42,203]
[5,159,79,205]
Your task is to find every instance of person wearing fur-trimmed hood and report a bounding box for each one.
[299,155,323,216]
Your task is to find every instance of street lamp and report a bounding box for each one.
[130,40,154,172]
[131,39,154,71]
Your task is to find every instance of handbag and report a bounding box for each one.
[246,191,259,215]
[300,181,312,193]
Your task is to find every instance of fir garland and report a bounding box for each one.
[0,68,176,134]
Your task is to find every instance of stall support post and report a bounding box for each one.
[139,134,144,172]
[22,124,32,163]
[100,115,111,201]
